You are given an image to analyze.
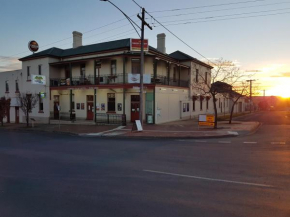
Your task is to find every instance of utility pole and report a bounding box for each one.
[137,8,152,125]
[246,79,256,113]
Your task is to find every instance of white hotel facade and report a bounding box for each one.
[0,32,246,125]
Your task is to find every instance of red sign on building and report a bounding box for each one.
[130,39,149,52]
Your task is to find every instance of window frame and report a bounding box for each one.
[107,93,116,112]
[27,66,31,81]
[38,65,42,75]
[5,81,9,93]
[131,58,140,74]
[15,80,19,92]
[111,60,117,76]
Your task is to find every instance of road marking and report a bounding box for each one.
[271,142,286,145]
[228,131,239,136]
[243,142,258,144]
[194,140,207,143]
[218,141,231,144]
[80,126,125,136]
[143,170,273,188]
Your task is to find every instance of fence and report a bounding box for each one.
[96,113,126,126]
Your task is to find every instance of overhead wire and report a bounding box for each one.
[149,0,268,13]
[152,1,290,19]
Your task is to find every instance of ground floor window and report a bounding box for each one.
[193,100,195,111]
[39,94,43,112]
[108,93,116,112]
[206,99,209,110]
[200,100,203,111]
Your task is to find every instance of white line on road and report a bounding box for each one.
[194,140,207,143]
[271,142,286,145]
[218,141,231,144]
[143,169,273,188]
[243,142,258,144]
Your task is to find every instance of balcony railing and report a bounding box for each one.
[50,74,189,88]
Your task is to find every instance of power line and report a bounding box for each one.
[152,1,290,19]
[158,7,290,24]
[149,0,268,13]
[0,15,137,60]
[157,11,290,27]
[132,0,217,67]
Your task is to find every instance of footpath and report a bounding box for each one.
[1,119,260,139]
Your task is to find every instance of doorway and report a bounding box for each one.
[87,95,94,120]
[131,95,140,122]
[15,107,19,124]
[54,95,60,119]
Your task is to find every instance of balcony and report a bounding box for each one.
[50,74,189,88]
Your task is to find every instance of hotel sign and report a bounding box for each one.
[32,75,46,85]
[130,39,149,52]
[128,74,151,84]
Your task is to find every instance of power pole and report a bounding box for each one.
[137,8,152,125]
[247,79,256,113]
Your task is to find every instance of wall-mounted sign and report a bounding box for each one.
[28,40,39,53]
[198,114,215,127]
[128,74,151,84]
[39,92,46,99]
[130,39,149,52]
[32,75,46,85]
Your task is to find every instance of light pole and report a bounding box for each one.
[246,79,256,113]
[101,0,152,126]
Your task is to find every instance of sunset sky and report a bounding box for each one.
[0,0,289,97]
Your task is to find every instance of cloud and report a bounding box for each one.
[270,72,290,77]
[0,56,21,72]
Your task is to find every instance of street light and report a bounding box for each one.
[101,0,152,126]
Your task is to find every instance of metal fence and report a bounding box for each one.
[96,113,126,126]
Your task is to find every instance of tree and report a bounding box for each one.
[17,93,38,127]
[0,97,11,126]
[192,59,244,128]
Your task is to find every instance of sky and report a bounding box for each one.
[0,0,289,96]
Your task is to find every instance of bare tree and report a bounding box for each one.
[17,93,38,127]
[192,58,244,128]
[0,97,11,127]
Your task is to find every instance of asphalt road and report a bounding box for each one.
[0,111,290,217]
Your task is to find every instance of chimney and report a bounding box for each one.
[157,33,166,54]
[72,31,83,48]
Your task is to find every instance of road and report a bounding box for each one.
[0,111,289,217]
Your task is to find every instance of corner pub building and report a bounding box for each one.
[4,32,217,125]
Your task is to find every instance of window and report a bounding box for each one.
[206,99,209,110]
[80,64,86,77]
[38,65,42,75]
[15,80,19,92]
[132,59,140,74]
[39,94,44,112]
[205,72,207,84]
[111,60,117,75]
[173,67,177,82]
[193,100,195,111]
[107,93,116,112]
[5,81,9,92]
[200,100,203,111]
[196,69,199,82]
[27,66,31,80]
[71,94,75,111]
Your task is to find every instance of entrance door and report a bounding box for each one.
[54,95,60,119]
[87,95,94,120]
[15,107,19,124]
[131,95,140,122]
[87,102,94,120]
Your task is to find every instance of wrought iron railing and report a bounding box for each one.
[50,73,189,87]
[96,113,126,126]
